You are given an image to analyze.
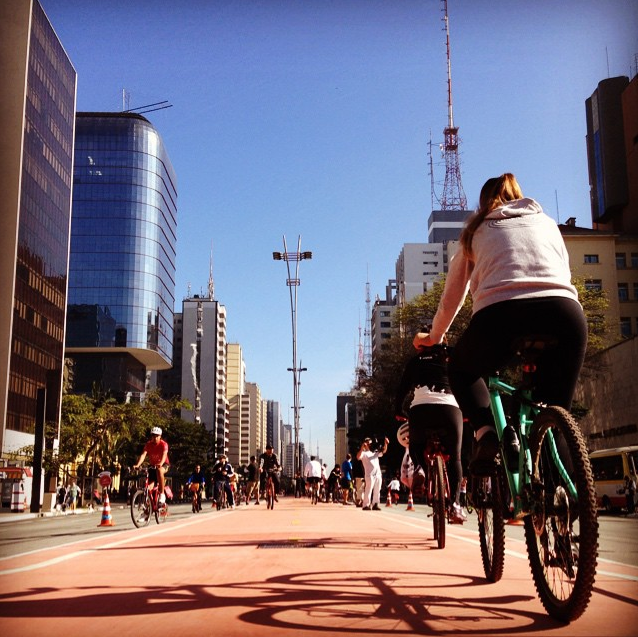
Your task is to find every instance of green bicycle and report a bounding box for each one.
[472,335,598,622]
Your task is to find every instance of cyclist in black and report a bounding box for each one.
[395,340,465,523]
[259,444,281,502]
[212,454,235,509]
[186,464,206,511]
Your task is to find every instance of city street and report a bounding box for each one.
[0,498,637,636]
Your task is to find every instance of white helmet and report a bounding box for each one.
[151,426,162,436]
[397,422,409,448]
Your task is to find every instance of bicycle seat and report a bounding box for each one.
[511,335,558,360]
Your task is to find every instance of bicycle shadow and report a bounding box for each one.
[0,568,570,635]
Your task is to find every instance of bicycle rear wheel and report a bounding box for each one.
[131,490,151,528]
[524,407,598,622]
[433,456,446,549]
[475,471,505,582]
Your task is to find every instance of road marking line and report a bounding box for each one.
[388,513,638,582]
[0,513,226,576]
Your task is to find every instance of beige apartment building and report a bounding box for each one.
[561,222,638,342]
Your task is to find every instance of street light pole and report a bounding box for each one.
[273,235,312,476]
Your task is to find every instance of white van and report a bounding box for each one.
[589,446,638,512]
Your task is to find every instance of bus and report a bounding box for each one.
[589,446,638,512]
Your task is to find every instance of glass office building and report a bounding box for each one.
[0,0,76,458]
[66,112,177,398]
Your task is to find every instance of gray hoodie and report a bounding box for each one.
[430,197,579,343]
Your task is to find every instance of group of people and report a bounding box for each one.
[133,432,284,510]
[131,176,588,524]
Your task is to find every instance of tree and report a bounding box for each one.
[359,273,609,469]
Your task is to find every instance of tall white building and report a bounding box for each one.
[179,293,228,456]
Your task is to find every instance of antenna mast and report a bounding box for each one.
[363,273,372,376]
[440,0,467,211]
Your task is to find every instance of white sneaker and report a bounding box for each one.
[159,493,166,504]
[449,503,467,524]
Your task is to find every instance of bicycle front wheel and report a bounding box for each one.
[524,407,598,622]
[433,456,446,549]
[475,471,505,582]
[131,490,151,528]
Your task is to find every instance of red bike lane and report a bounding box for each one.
[0,498,636,637]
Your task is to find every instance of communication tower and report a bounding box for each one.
[439,0,467,211]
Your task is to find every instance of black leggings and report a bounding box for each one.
[408,403,463,504]
[448,297,587,433]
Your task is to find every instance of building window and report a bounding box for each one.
[616,253,627,269]
[584,254,599,264]
[634,282,638,301]
[620,317,632,338]
[585,279,602,292]
[380,321,391,328]
[618,283,629,302]
[631,253,638,268]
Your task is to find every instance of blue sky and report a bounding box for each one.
[42,0,637,467]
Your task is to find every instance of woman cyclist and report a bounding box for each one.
[395,340,466,523]
[413,173,587,474]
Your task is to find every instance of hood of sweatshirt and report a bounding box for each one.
[486,197,543,219]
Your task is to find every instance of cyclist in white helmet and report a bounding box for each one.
[133,426,170,504]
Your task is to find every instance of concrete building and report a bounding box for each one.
[586,76,637,235]
[0,0,76,472]
[246,383,266,460]
[559,222,638,341]
[178,292,228,454]
[226,343,248,467]
[65,111,177,400]
[266,400,283,466]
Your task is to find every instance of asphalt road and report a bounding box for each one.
[0,498,637,637]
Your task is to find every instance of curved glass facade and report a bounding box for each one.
[67,113,177,373]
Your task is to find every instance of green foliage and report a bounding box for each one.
[360,272,609,465]
[572,275,610,358]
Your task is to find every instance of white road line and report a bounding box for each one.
[0,512,229,575]
[388,511,638,582]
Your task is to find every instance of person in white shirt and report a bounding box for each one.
[357,437,389,510]
[414,173,587,474]
[304,456,322,498]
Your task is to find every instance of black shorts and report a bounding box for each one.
[306,477,321,485]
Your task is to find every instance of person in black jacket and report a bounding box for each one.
[395,341,466,523]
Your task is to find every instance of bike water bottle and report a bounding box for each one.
[503,424,520,472]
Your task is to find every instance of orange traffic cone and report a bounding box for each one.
[386,488,392,507]
[406,491,415,511]
[98,491,115,527]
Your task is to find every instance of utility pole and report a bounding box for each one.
[273,236,312,476]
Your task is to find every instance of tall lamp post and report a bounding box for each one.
[273,235,312,476]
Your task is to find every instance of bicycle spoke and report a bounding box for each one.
[524,407,598,622]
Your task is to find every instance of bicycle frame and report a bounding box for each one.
[488,375,577,518]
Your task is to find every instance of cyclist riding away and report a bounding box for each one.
[186,463,206,511]
[259,444,281,502]
[133,426,169,504]
[212,454,235,509]
[304,455,322,498]
[413,173,587,475]
[395,339,466,523]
